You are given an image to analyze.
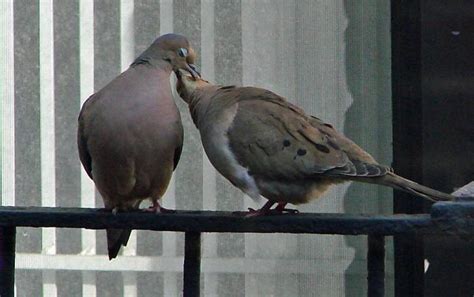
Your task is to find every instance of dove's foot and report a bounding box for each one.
[274,202,299,214]
[244,200,276,217]
[243,202,298,217]
[157,206,176,214]
[245,208,271,217]
[143,201,176,214]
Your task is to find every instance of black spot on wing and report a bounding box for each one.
[323,123,333,128]
[314,143,330,154]
[220,85,236,90]
[297,148,307,156]
[283,139,291,147]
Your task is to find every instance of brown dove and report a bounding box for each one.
[175,71,454,216]
[77,34,199,259]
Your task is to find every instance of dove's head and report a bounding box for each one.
[136,33,200,78]
[175,69,211,104]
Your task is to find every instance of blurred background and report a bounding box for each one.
[0,0,393,296]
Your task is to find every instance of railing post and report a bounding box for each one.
[0,227,16,297]
[368,235,385,297]
[183,231,201,297]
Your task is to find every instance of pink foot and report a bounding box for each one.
[274,202,299,214]
[243,201,276,217]
[244,207,270,217]
[243,202,299,217]
[142,201,176,213]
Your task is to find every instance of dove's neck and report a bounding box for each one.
[131,57,173,72]
[131,48,174,72]
[188,86,219,128]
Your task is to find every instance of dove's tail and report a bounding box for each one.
[373,172,455,202]
[106,229,132,260]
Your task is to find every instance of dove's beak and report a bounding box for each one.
[185,63,200,79]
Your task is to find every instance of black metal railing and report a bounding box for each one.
[0,199,473,297]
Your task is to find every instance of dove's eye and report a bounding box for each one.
[177,48,188,57]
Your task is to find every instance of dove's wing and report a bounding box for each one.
[226,88,390,181]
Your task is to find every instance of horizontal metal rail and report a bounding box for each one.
[0,202,470,234]
[0,199,472,297]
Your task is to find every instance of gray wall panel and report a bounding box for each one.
[173,0,204,260]
[134,0,160,56]
[173,0,203,212]
[14,0,42,253]
[53,0,81,255]
[13,0,43,295]
[137,271,164,297]
[94,0,121,92]
[214,1,246,295]
[96,271,123,297]
[53,2,82,296]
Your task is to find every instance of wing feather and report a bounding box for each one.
[226,88,389,180]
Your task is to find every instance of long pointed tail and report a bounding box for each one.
[376,172,455,202]
[106,228,132,260]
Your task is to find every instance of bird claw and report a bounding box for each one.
[158,206,176,214]
[243,206,299,217]
[142,204,176,214]
[230,208,269,217]
[244,208,269,217]
[234,202,299,217]
[142,207,158,213]
[274,202,299,214]
[277,208,299,214]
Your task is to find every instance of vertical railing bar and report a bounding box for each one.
[119,0,137,263]
[183,232,201,297]
[81,272,96,297]
[39,0,58,295]
[160,1,179,295]
[0,227,16,297]
[162,177,178,296]
[120,10,138,297]
[79,1,97,296]
[122,273,138,297]
[200,0,218,295]
[0,0,16,208]
[367,234,385,297]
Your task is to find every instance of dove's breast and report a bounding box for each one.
[198,102,262,202]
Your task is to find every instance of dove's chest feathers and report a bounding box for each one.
[195,99,261,200]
